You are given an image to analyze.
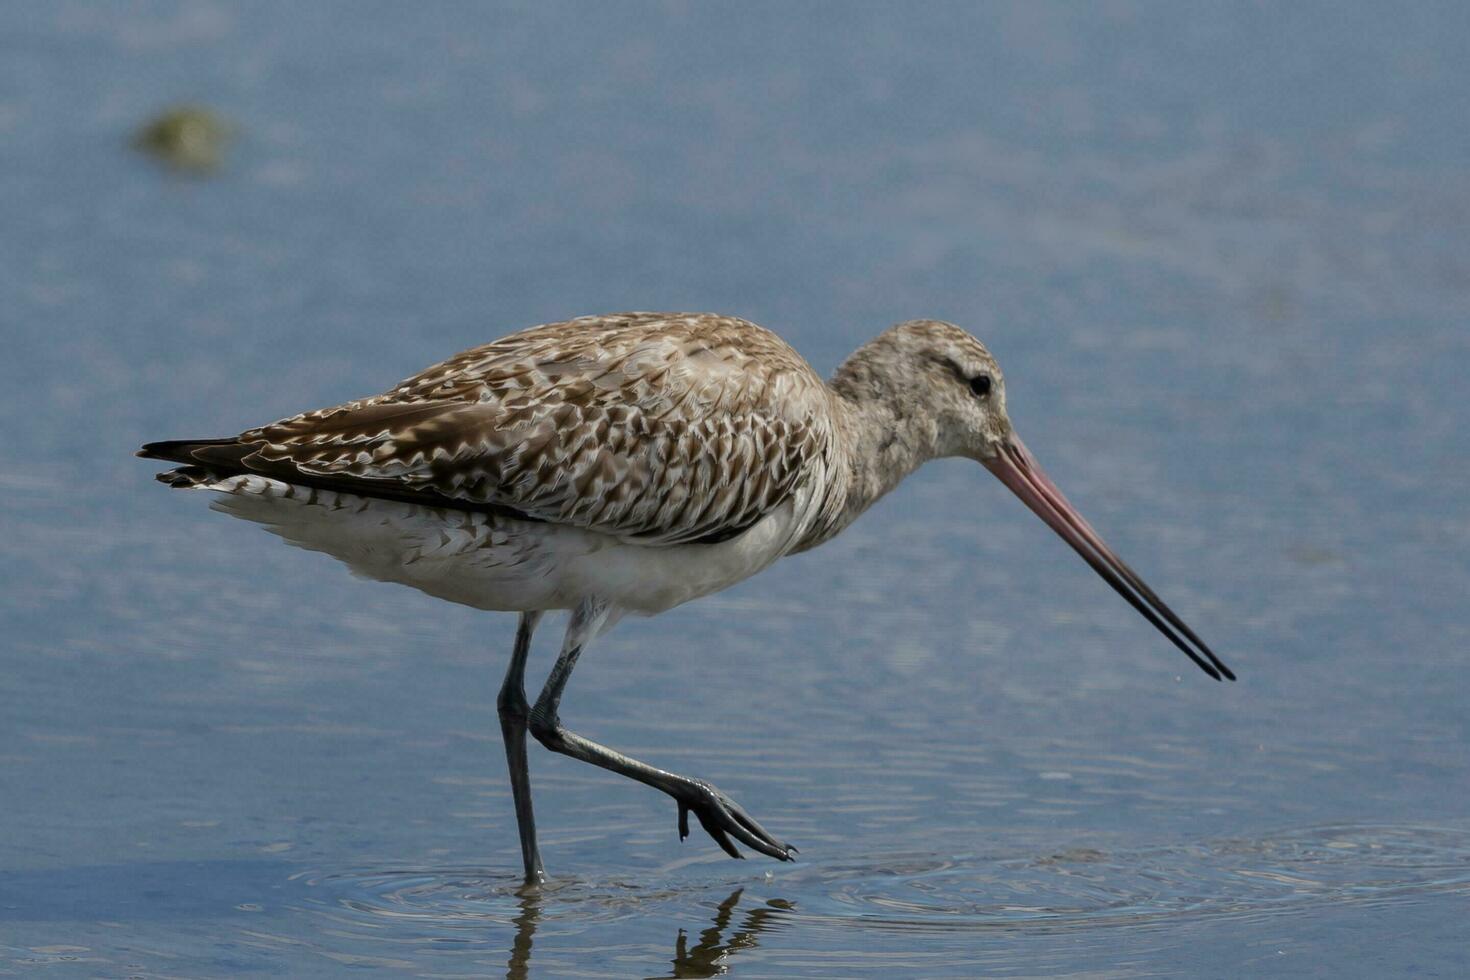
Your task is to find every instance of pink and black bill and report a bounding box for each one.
[983,436,1235,682]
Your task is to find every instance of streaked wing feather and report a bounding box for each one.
[235,314,835,545]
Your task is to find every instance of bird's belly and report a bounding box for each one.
[564,501,800,614]
[197,473,797,614]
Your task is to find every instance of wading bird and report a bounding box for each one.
[140,313,1233,883]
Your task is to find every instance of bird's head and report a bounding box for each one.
[834,319,1014,459]
[839,318,1234,683]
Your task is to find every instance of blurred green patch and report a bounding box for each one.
[133,105,232,173]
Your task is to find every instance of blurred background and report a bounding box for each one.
[2,2,1468,976]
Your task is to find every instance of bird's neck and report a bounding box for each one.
[801,357,941,550]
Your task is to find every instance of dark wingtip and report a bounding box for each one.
[137,438,237,464]
[138,439,198,462]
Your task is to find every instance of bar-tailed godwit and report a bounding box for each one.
[140,312,1233,883]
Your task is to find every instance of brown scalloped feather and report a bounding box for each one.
[156,313,842,546]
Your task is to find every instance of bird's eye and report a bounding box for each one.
[968,374,992,398]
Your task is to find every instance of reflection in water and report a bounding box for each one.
[660,889,784,979]
[505,890,539,980]
[286,824,1470,975]
[499,887,784,980]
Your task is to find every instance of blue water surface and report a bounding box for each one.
[2,2,1468,976]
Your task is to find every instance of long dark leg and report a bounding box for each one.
[527,599,794,862]
[497,611,544,884]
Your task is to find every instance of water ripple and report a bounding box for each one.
[292,823,1470,949]
[786,823,1470,934]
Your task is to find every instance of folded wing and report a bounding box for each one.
[147,314,838,546]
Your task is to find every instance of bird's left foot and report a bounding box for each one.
[674,779,796,862]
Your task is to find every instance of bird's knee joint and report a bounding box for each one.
[528,708,562,748]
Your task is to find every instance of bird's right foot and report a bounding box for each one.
[674,779,796,862]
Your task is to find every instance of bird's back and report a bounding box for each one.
[144,312,843,548]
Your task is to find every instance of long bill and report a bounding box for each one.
[982,435,1235,682]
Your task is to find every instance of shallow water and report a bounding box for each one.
[3,2,1469,976]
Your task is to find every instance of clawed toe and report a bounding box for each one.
[675,780,795,862]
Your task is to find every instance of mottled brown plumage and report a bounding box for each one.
[173,313,842,546]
